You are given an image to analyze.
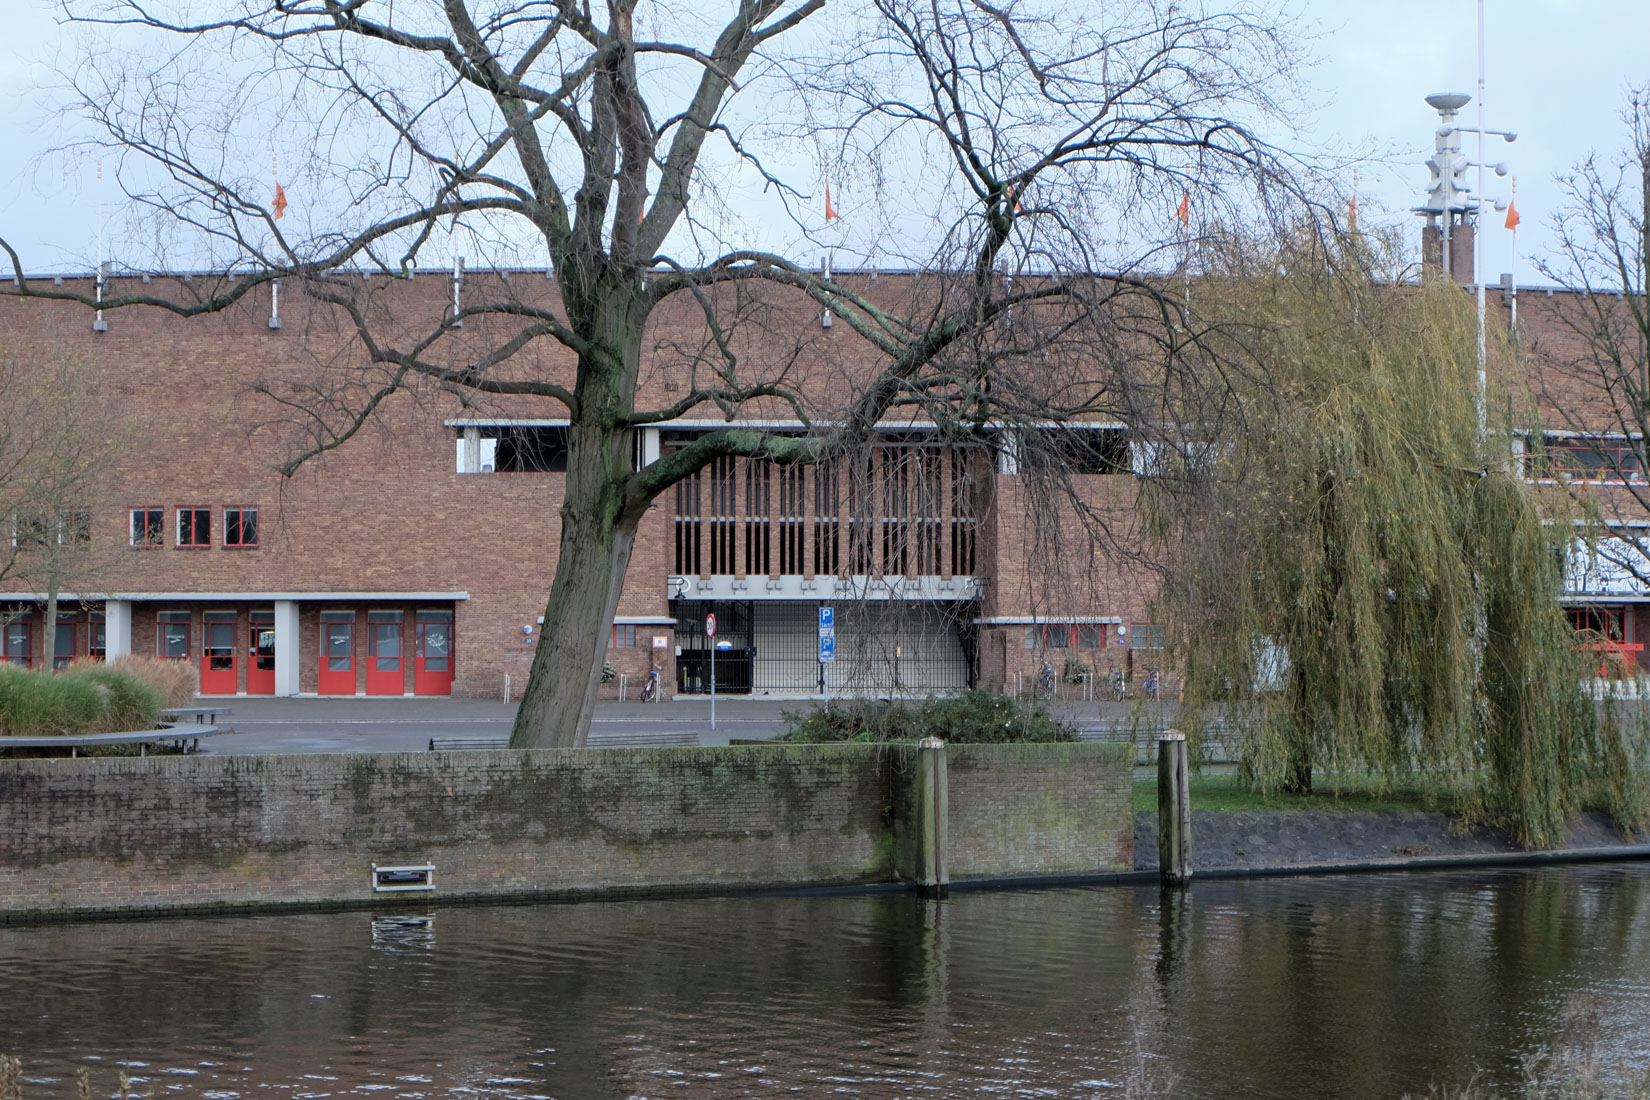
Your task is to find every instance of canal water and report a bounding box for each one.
[3,864,1649,1098]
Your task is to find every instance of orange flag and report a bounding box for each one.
[1504,200,1520,231]
[273,181,288,220]
[825,181,838,222]
[1175,190,1189,227]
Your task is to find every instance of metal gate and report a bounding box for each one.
[671,599,975,696]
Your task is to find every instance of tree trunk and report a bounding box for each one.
[41,575,59,673]
[509,301,645,752]
[510,491,640,747]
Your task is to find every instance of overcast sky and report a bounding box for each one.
[0,0,1644,285]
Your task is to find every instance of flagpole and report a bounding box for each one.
[1475,0,1488,442]
[1508,176,1519,330]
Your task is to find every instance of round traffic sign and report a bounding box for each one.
[705,612,717,638]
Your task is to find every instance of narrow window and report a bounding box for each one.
[130,508,164,547]
[176,507,211,548]
[58,509,91,545]
[3,617,32,667]
[157,611,191,660]
[225,507,259,548]
[89,614,106,661]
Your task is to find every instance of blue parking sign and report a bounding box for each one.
[819,606,834,628]
[819,632,836,662]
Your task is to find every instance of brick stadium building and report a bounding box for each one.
[0,268,1163,699]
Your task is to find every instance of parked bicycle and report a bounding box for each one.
[1108,666,1126,702]
[1142,669,1160,701]
[639,667,661,702]
[1036,663,1056,699]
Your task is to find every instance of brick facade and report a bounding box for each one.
[0,271,1164,698]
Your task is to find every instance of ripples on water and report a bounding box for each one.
[3,865,1650,1098]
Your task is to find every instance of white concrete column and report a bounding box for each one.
[274,600,301,697]
[462,426,481,473]
[105,599,133,660]
[642,427,661,467]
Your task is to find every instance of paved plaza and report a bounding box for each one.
[193,694,1179,754]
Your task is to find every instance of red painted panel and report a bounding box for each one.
[319,619,356,695]
[366,619,404,696]
[200,619,237,694]
[414,619,454,696]
[247,616,275,695]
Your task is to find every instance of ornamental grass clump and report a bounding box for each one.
[1149,228,1650,847]
[0,664,164,738]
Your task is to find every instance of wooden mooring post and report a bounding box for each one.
[1158,731,1191,886]
[915,736,950,899]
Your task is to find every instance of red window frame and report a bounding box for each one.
[176,506,212,549]
[157,612,191,660]
[130,508,164,548]
[224,506,259,548]
[2,616,32,667]
[611,624,637,647]
[89,614,106,661]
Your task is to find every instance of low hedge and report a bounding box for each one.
[779,690,1079,744]
[0,664,165,737]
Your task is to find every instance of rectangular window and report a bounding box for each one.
[224,507,259,548]
[369,610,403,670]
[611,624,637,648]
[89,614,106,661]
[1132,623,1166,650]
[58,509,91,545]
[53,617,76,671]
[251,611,275,671]
[130,508,163,547]
[1077,624,1107,649]
[13,512,49,548]
[177,507,211,548]
[1025,624,1072,648]
[3,618,31,667]
[157,611,190,660]
[1533,435,1646,483]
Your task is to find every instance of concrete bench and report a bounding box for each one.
[429,730,699,751]
[0,724,222,758]
[161,706,233,725]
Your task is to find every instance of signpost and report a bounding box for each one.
[706,613,717,730]
[818,605,834,698]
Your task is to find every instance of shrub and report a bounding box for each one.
[779,690,1078,744]
[81,655,197,707]
[0,664,164,737]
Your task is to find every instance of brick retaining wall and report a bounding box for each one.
[0,742,1131,920]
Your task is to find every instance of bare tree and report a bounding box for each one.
[0,350,125,665]
[1530,86,1650,586]
[5,0,1309,744]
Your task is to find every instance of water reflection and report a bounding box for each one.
[2,865,1649,1097]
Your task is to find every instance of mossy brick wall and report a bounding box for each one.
[945,742,1134,877]
[0,742,1132,920]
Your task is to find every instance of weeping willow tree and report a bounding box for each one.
[1148,230,1648,847]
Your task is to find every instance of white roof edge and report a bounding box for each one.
[973,615,1125,625]
[443,417,1130,431]
[91,592,471,602]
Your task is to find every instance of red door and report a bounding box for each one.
[247,613,275,695]
[414,612,454,696]
[319,613,357,695]
[366,612,404,695]
[200,612,238,694]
